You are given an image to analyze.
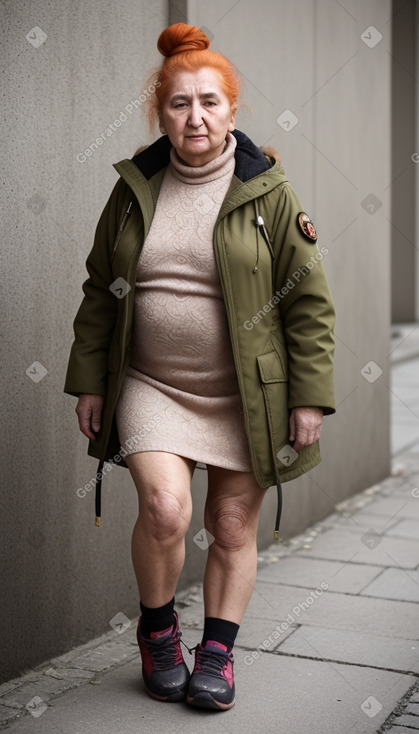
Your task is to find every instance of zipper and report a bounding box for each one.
[253,199,275,291]
[256,214,274,259]
[120,200,132,231]
[253,198,275,270]
[111,200,133,259]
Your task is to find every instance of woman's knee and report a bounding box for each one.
[206,502,254,552]
[126,452,194,542]
[139,486,192,542]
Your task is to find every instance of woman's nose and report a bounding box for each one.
[188,102,203,127]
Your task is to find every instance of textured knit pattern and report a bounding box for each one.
[115,133,252,471]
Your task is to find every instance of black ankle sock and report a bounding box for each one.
[202,617,240,652]
[140,597,175,638]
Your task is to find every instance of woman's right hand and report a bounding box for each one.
[75,394,104,440]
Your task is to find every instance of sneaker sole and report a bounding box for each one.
[186,692,235,710]
[145,685,187,703]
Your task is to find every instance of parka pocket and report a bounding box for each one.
[257,351,289,456]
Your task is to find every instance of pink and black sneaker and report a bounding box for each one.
[137,611,190,702]
[187,640,235,710]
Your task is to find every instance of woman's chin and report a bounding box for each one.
[177,141,226,166]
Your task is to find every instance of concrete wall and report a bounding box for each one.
[0,0,170,683]
[1,0,393,681]
[390,0,418,322]
[417,4,419,321]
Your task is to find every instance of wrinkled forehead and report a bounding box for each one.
[165,67,227,100]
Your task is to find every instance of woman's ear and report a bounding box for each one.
[228,104,237,132]
[159,118,167,134]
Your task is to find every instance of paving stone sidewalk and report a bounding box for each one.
[1,446,419,733]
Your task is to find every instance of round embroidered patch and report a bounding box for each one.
[297,212,318,242]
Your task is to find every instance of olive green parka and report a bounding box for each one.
[64,130,335,497]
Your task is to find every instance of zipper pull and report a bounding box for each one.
[257,215,275,259]
[120,201,133,232]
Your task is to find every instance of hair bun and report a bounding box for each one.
[157,23,210,57]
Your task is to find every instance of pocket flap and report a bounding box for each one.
[257,350,287,383]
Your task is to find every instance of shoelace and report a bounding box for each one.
[143,630,183,670]
[181,640,198,655]
[193,646,232,676]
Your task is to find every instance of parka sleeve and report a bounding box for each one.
[273,184,336,414]
[63,178,128,398]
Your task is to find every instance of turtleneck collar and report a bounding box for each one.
[169,132,237,185]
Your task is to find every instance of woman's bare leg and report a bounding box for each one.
[202,466,265,624]
[125,451,195,607]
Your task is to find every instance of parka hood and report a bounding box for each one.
[132,129,284,183]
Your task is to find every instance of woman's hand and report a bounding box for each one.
[289,407,323,453]
[75,394,104,440]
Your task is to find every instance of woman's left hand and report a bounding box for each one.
[289,407,323,453]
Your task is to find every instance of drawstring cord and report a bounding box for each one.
[274,475,283,541]
[95,460,104,526]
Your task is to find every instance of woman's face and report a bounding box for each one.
[159,67,236,167]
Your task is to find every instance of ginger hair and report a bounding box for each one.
[144,23,241,132]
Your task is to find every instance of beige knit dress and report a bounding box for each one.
[115,133,252,472]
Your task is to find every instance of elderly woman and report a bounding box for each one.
[64,23,335,711]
